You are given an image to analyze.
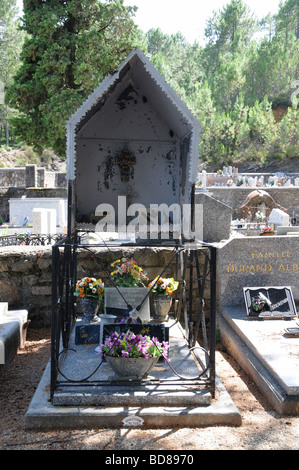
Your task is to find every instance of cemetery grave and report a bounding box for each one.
[219,236,299,415]
[24,49,243,429]
[1,49,298,431]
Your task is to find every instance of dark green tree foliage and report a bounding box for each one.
[147,0,298,167]
[4,0,299,166]
[6,0,140,155]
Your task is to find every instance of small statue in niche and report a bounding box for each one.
[115,148,136,182]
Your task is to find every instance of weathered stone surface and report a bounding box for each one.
[0,280,21,303]
[12,260,34,272]
[0,262,9,272]
[36,257,52,270]
[22,275,39,287]
[195,192,232,243]
[0,245,210,327]
[31,286,52,296]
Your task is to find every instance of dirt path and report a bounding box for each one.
[0,327,298,450]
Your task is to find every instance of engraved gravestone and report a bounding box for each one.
[219,236,299,307]
[104,287,150,322]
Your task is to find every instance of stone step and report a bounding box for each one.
[0,309,29,374]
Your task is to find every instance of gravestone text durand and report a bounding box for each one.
[219,237,299,307]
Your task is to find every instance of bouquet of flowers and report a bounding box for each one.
[251,295,266,312]
[74,277,104,301]
[148,277,179,296]
[260,226,275,235]
[99,330,169,361]
[110,258,148,287]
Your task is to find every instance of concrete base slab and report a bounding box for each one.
[25,321,242,429]
[219,307,299,415]
[52,320,211,408]
[25,360,242,429]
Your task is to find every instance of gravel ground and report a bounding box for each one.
[0,327,298,451]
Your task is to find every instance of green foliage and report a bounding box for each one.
[15,144,40,166]
[2,0,299,167]
[146,0,298,167]
[6,0,142,156]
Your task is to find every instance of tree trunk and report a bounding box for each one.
[5,105,9,146]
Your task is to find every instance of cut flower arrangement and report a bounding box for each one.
[99,330,170,361]
[148,277,179,296]
[74,277,104,300]
[110,258,149,287]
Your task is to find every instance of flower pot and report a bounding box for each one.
[80,297,100,323]
[106,356,159,380]
[152,295,172,322]
[99,313,117,346]
[259,232,275,236]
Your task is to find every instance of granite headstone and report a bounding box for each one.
[219,236,299,307]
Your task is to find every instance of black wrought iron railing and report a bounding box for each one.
[50,232,217,399]
[0,233,64,247]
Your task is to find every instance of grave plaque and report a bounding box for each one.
[105,287,150,322]
[75,321,169,345]
[75,323,101,345]
[243,286,297,319]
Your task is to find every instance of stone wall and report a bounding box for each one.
[208,187,299,216]
[0,168,26,187]
[0,165,66,189]
[0,245,212,328]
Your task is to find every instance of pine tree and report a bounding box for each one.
[6,0,141,156]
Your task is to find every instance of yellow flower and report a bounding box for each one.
[111,259,120,267]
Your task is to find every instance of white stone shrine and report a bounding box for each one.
[65,49,201,239]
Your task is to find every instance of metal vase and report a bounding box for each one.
[80,297,100,323]
[106,356,159,380]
